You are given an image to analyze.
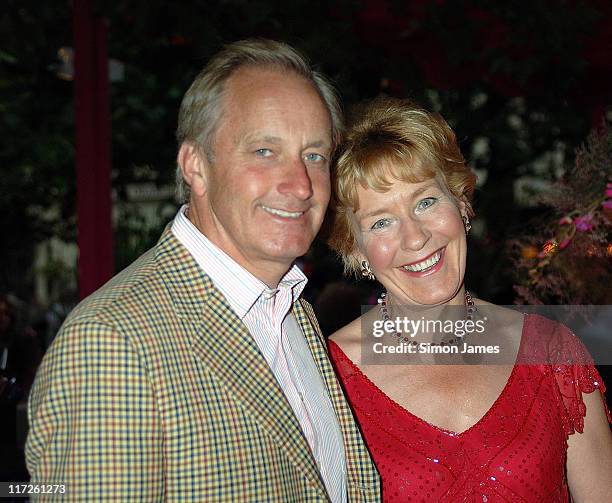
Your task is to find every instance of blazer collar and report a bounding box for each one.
[154,226,329,498]
[296,301,381,496]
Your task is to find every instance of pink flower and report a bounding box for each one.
[558,216,573,225]
[574,214,594,232]
[559,238,572,250]
[602,200,612,210]
[605,188,612,198]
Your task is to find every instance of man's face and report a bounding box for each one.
[187,67,332,284]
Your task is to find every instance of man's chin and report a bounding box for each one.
[262,239,313,263]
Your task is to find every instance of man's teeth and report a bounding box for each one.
[402,251,442,272]
[262,206,303,219]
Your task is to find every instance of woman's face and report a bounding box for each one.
[352,175,467,306]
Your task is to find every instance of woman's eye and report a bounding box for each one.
[255,148,273,157]
[370,218,391,230]
[416,197,437,211]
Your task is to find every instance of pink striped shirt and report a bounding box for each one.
[171,206,347,502]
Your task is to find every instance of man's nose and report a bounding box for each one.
[278,158,313,200]
[400,217,431,251]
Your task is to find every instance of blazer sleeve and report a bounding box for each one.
[26,320,164,501]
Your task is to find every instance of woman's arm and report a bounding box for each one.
[566,391,612,502]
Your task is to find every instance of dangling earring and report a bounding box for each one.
[361,260,376,281]
[462,215,472,235]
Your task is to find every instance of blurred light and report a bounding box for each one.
[50,47,124,82]
[109,58,124,82]
[538,239,558,258]
[54,47,74,81]
[521,245,538,259]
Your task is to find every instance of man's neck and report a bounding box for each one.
[249,264,291,290]
[185,205,294,289]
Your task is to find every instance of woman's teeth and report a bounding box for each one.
[402,251,442,272]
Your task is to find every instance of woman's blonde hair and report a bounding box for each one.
[328,96,476,276]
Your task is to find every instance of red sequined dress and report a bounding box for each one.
[328,314,611,502]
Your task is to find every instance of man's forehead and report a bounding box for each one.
[217,68,332,146]
[228,67,326,110]
[225,65,308,98]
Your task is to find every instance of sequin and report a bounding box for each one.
[328,314,611,502]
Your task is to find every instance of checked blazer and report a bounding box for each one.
[26,226,381,502]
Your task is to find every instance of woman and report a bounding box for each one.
[327,97,612,502]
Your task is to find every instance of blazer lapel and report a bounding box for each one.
[295,300,381,499]
[154,228,328,497]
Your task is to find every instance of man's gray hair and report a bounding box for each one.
[175,38,344,203]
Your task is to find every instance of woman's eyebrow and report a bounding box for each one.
[356,184,436,221]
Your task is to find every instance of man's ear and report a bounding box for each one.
[178,143,208,198]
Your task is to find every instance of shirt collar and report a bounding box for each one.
[171,205,307,319]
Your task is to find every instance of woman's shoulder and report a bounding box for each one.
[329,315,362,363]
[518,312,596,367]
[474,297,524,324]
[468,299,525,360]
[329,306,381,365]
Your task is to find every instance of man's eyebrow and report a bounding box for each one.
[304,140,331,150]
[356,184,435,221]
[242,135,283,145]
[241,135,331,150]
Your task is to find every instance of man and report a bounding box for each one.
[26,39,380,502]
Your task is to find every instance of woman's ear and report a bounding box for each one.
[352,250,367,265]
[350,250,369,273]
[178,143,208,198]
[457,198,469,220]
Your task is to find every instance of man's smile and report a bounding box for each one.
[261,205,306,219]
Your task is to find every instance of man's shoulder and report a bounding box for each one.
[296,298,318,327]
[68,247,159,324]
[298,297,314,312]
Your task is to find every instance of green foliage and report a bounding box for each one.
[510,123,612,304]
[1,1,75,239]
[1,1,74,296]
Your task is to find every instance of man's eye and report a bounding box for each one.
[416,197,437,211]
[255,148,273,157]
[370,218,391,230]
[304,153,325,162]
